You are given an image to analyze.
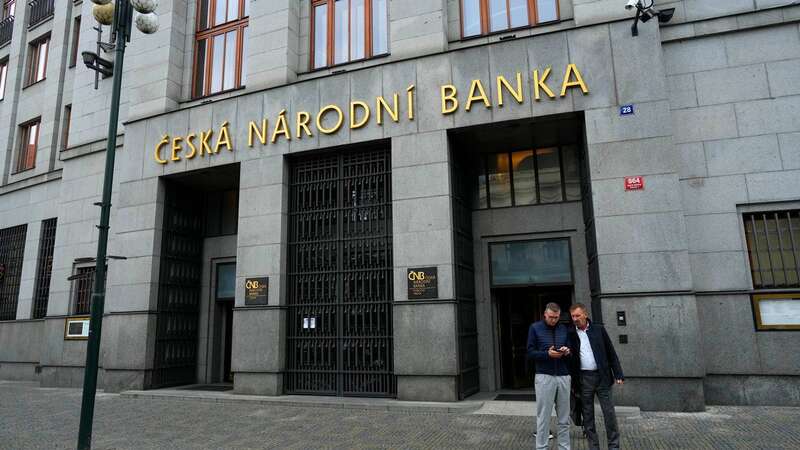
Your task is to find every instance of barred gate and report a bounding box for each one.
[451,156,480,399]
[150,186,204,388]
[286,146,395,397]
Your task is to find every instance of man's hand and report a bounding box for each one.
[615,379,624,385]
[547,346,563,359]
[558,346,571,356]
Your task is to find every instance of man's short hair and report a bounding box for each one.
[544,302,561,314]
[570,303,588,314]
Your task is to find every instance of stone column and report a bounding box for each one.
[389,0,448,59]
[230,91,289,395]
[244,0,299,90]
[582,22,704,411]
[391,130,460,402]
[98,116,164,392]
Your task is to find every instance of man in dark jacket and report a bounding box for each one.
[569,303,624,450]
[527,302,574,450]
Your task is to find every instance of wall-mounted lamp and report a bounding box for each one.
[82,51,113,77]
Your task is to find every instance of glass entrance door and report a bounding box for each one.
[495,286,572,389]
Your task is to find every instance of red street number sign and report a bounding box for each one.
[624,176,644,190]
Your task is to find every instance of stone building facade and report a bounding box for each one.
[0,0,799,411]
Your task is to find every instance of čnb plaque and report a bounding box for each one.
[245,277,268,305]
[407,267,438,300]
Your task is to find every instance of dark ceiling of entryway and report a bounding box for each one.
[164,162,241,192]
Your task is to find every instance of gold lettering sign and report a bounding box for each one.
[152,65,588,164]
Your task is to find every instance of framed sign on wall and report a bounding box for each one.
[64,317,90,340]
[752,293,800,331]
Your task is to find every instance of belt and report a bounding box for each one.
[581,369,599,373]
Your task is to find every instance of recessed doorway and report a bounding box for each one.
[489,237,575,390]
[214,261,236,383]
[495,286,572,389]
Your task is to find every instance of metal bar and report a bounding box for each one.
[748,214,762,287]
[774,212,788,287]
[762,213,776,287]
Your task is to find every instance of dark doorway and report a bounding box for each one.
[215,261,236,383]
[495,286,572,389]
[150,163,240,389]
[222,300,233,382]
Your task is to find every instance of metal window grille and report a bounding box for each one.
[0,224,27,320]
[27,0,53,28]
[72,266,97,315]
[0,15,12,46]
[32,217,56,318]
[744,210,800,289]
[451,155,480,399]
[286,146,395,397]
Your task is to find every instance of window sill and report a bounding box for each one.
[21,78,46,90]
[28,15,54,32]
[11,166,36,176]
[304,53,391,75]
[189,85,246,103]
[456,20,563,43]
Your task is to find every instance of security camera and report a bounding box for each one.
[627,0,674,36]
[625,0,640,10]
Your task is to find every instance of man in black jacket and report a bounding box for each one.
[569,303,624,450]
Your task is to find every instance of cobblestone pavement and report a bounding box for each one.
[2,382,800,449]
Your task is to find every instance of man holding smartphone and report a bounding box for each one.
[527,302,574,450]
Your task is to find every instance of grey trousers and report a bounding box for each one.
[580,371,620,450]
[535,374,571,450]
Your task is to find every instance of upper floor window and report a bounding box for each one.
[15,118,40,173]
[0,58,7,100]
[475,145,580,209]
[71,265,96,315]
[2,0,15,19]
[26,34,49,86]
[69,16,80,68]
[461,0,558,38]
[193,0,249,98]
[311,0,388,70]
[62,104,72,150]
